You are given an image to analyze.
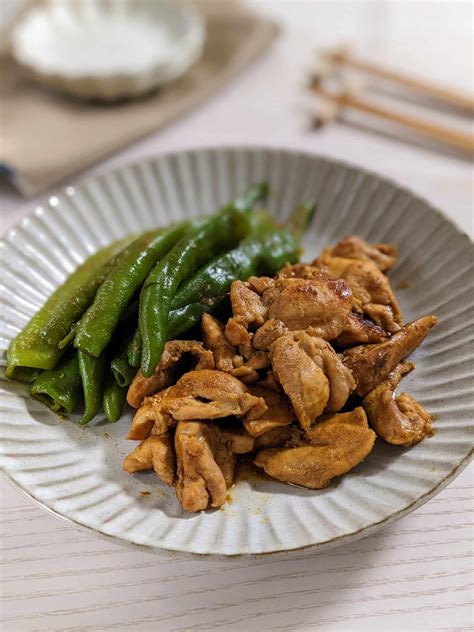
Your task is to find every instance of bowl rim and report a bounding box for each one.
[1,145,473,559]
[4,145,473,245]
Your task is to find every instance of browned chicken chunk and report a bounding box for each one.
[230,366,259,384]
[129,370,267,439]
[259,370,283,392]
[127,340,214,408]
[295,332,356,412]
[219,427,256,454]
[364,304,401,334]
[247,276,274,294]
[254,426,300,449]
[229,280,268,328]
[212,442,236,488]
[313,251,402,333]
[201,313,239,372]
[162,369,267,421]
[363,362,432,446]
[224,318,254,360]
[344,315,438,396]
[230,348,270,385]
[276,263,326,280]
[123,434,175,486]
[280,239,400,337]
[269,333,329,430]
[175,422,227,512]
[215,427,256,486]
[254,407,376,489]
[335,312,388,346]
[329,235,397,272]
[262,275,353,340]
[269,332,355,429]
[127,388,172,440]
[241,349,270,371]
[253,318,288,350]
[175,422,255,512]
[243,385,296,436]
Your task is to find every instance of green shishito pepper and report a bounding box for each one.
[74,223,190,358]
[78,350,107,425]
[171,229,297,310]
[6,236,133,380]
[168,296,227,340]
[139,212,250,377]
[139,184,269,377]
[29,351,82,414]
[111,335,137,387]
[103,372,127,423]
[127,327,143,368]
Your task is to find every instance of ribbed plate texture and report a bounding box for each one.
[1,148,473,557]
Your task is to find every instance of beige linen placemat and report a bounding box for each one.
[0,2,278,196]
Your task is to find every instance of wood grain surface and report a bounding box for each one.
[1,466,472,631]
[1,2,472,630]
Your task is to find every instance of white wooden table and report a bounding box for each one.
[1,2,472,630]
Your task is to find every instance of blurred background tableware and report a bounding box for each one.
[10,0,206,101]
[0,0,278,196]
[309,46,474,156]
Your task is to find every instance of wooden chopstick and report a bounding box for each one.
[322,48,474,113]
[309,82,474,153]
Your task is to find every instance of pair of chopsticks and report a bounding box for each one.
[309,48,474,154]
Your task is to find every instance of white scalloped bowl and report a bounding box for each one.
[10,0,205,100]
[0,148,473,558]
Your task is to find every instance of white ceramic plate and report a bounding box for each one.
[1,148,473,558]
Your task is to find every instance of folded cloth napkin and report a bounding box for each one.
[0,1,278,196]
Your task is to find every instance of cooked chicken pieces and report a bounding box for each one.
[175,422,227,512]
[269,334,330,430]
[335,312,388,346]
[127,340,214,408]
[229,280,268,328]
[313,251,402,333]
[276,263,327,280]
[215,428,256,486]
[243,386,296,436]
[294,332,356,412]
[127,370,267,443]
[394,394,432,444]
[175,422,255,511]
[363,362,432,446]
[201,310,270,383]
[263,276,353,340]
[269,332,354,429]
[162,370,267,421]
[201,313,239,372]
[123,434,175,486]
[253,318,288,350]
[123,234,437,513]
[254,407,376,489]
[329,235,397,272]
[254,426,300,449]
[247,275,275,294]
[344,315,438,396]
[127,388,171,440]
